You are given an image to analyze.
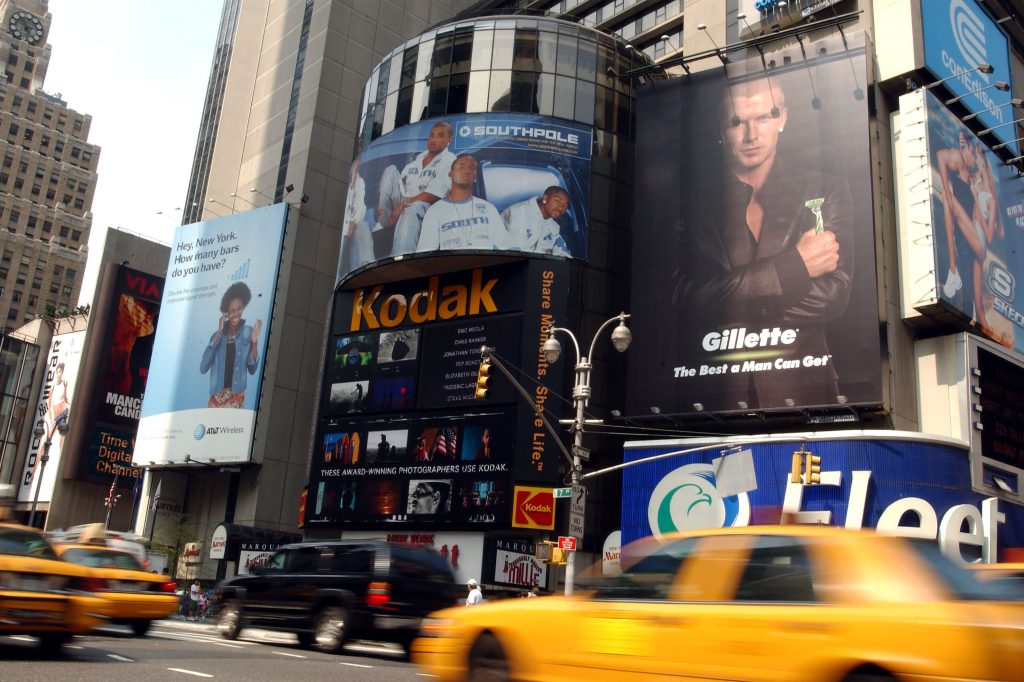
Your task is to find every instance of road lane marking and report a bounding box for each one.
[168,668,213,678]
[108,654,134,661]
[9,636,35,642]
[339,662,373,668]
[154,632,245,648]
[272,651,306,658]
[66,645,84,650]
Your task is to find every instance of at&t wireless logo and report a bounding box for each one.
[647,463,750,538]
[194,424,207,440]
[950,0,989,82]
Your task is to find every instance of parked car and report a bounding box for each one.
[0,522,108,652]
[215,539,460,654]
[412,526,1024,681]
[51,542,178,635]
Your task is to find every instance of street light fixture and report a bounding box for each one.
[543,312,631,596]
[27,417,68,528]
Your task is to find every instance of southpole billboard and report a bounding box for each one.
[336,113,592,284]
[626,34,880,416]
[135,203,287,465]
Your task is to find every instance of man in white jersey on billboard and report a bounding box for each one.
[339,158,373,276]
[502,185,572,257]
[373,121,456,256]
[417,154,510,252]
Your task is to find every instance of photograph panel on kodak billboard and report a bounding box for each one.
[917,89,1024,354]
[17,330,86,503]
[135,204,288,465]
[336,113,592,284]
[626,35,880,416]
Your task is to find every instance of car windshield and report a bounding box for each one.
[0,527,58,560]
[61,547,144,571]
[907,540,1024,601]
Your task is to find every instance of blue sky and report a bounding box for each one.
[43,0,224,303]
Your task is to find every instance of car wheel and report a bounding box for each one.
[130,620,152,637]
[468,633,510,682]
[217,600,242,640]
[38,633,69,655]
[296,630,314,648]
[313,606,349,654]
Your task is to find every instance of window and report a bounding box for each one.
[31,276,40,289]
[26,100,35,113]
[7,308,18,321]
[15,272,25,285]
[0,173,8,185]
[1,250,10,263]
[590,537,698,600]
[8,123,18,135]
[11,290,21,303]
[6,54,16,66]
[73,119,82,133]
[21,77,30,88]
[42,221,50,232]
[23,128,32,141]
[59,226,69,237]
[12,94,21,106]
[48,282,58,294]
[330,547,372,573]
[45,189,53,200]
[76,182,86,193]
[52,265,62,276]
[30,183,40,195]
[66,179,75,190]
[734,536,816,602]
[73,198,83,209]
[0,267,7,279]
[54,140,63,153]
[24,61,33,73]
[2,155,12,168]
[43,108,52,120]
[82,150,92,162]
[65,269,77,280]
[61,285,71,297]
[26,216,36,228]
[40,134,49,147]
[71,230,80,241]
[70,147,80,159]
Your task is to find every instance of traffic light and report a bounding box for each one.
[803,452,822,485]
[474,359,494,400]
[790,452,803,484]
[535,540,566,565]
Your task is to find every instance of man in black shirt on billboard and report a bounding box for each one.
[671,75,853,410]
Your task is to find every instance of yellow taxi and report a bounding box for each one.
[413,525,1024,681]
[52,541,178,636]
[0,522,108,652]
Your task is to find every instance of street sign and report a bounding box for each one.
[558,536,578,551]
[568,484,586,540]
[554,487,572,498]
[572,445,590,462]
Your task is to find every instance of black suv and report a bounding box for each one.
[215,540,460,654]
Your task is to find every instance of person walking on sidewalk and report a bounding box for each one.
[188,579,201,620]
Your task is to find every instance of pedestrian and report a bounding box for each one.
[198,591,208,619]
[465,578,483,606]
[188,579,201,620]
[526,586,540,598]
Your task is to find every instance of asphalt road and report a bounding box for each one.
[0,618,431,681]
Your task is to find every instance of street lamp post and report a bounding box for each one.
[27,417,68,528]
[543,312,631,596]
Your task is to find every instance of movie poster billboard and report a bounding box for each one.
[64,265,163,485]
[17,330,86,503]
[906,89,1024,355]
[135,204,287,465]
[336,113,592,284]
[626,35,881,416]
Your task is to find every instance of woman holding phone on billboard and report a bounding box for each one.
[200,281,262,408]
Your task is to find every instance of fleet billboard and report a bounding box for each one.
[626,36,880,416]
[621,434,1024,563]
[17,330,86,503]
[306,261,568,529]
[920,0,1016,155]
[135,204,287,465]
[899,88,1024,354]
[336,113,592,284]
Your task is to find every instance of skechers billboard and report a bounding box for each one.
[336,113,591,284]
[626,34,881,416]
[903,88,1024,357]
[134,204,287,465]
